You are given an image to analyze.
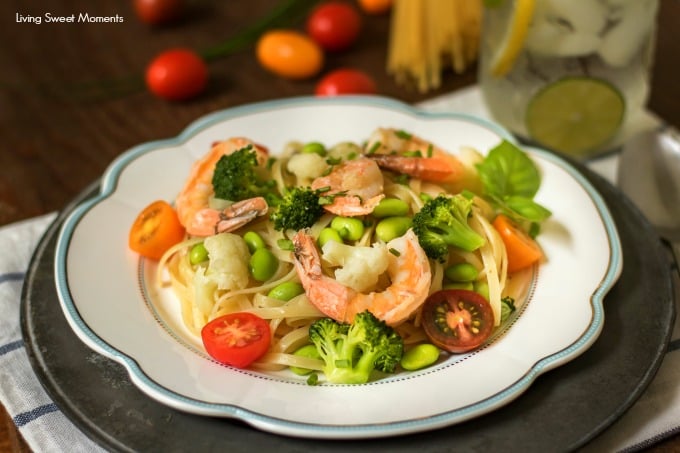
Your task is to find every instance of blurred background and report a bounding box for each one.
[2,0,677,228]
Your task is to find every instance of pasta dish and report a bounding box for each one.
[128,127,551,384]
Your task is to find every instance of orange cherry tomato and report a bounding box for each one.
[128,200,185,260]
[357,0,393,15]
[492,214,543,273]
[145,48,208,101]
[422,289,494,353]
[201,312,271,368]
[256,30,324,79]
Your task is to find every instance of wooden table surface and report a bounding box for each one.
[1,0,678,451]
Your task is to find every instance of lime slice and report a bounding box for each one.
[489,0,536,77]
[525,77,625,155]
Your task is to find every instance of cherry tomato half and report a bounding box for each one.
[133,0,183,25]
[315,68,377,96]
[145,48,208,101]
[421,289,494,353]
[128,200,185,260]
[492,214,543,273]
[201,313,272,368]
[306,2,362,52]
[256,30,324,79]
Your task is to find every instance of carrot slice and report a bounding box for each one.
[492,214,543,273]
[129,200,185,260]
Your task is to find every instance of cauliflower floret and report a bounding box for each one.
[287,152,329,183]
[321,240,389,292]
[327,141,362,161]
[192,233,250,318]
[203,232,250,290]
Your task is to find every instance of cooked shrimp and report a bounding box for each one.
[176,137,269,237]
[183,197,269,237]
[292,229,432,326]
[365,128,464,183]
[310,157,385,216]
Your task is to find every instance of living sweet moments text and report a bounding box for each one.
[16,12,124,24]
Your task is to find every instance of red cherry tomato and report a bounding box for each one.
[315,68,377,96]
[306,1,362,52]
[421,290,495,353]
[133,0,183,25]
[201,313,271,368]
[145,48,208,101]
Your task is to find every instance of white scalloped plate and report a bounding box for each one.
[54,96,622,439]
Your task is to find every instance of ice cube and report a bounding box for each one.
[598,0,658,67]
[525,0,607,57]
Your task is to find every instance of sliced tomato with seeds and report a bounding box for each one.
[128,200,185,260]
[201,313,271,368]
[421,289,494,353]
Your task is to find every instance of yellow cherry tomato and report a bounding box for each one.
[256,30,324,79]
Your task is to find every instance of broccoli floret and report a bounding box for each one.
[308,311,404,384]
[270,187,325,232]
[211,145,277,203]
[412,194,485,262]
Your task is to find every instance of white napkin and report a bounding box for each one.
[0,86,677,452]
[0,213,107,452]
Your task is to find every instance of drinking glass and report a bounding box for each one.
[478,0,659,158]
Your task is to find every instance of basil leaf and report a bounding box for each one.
[477,140,541,199]
[504,196,552,222]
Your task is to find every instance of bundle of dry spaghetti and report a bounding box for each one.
[387,0,482,93]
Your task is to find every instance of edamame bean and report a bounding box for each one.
[330,216,365,241]
[443,282,474,291]
[375,216,412,242]
[445,263,479,282]
[301,142,326,156]
[189,242,209,265]
[372,198,409,218]
[474,280,489,300]
[249,248,279,281]
[400,343,440,371]
[243,231,266,253]
[267,281,304,301]
[318,227,342,248]
[289,344,321,375]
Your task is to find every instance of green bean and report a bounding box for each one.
[330,216,365,241]
[267,281,304,301]
[189,242,209,265]
[318,227,343,248]
[289,344,321,375]
[249,248,279,281]
[301,141,326,156]
[400,344,440,371]
[243,231,266,253]
[445,263,479,282]
[372,198,409,218]
[375,216,412,242]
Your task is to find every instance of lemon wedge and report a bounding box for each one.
[525,77,626,155]
[489,0,536,77]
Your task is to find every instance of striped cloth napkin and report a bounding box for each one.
[0,87,678,452]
